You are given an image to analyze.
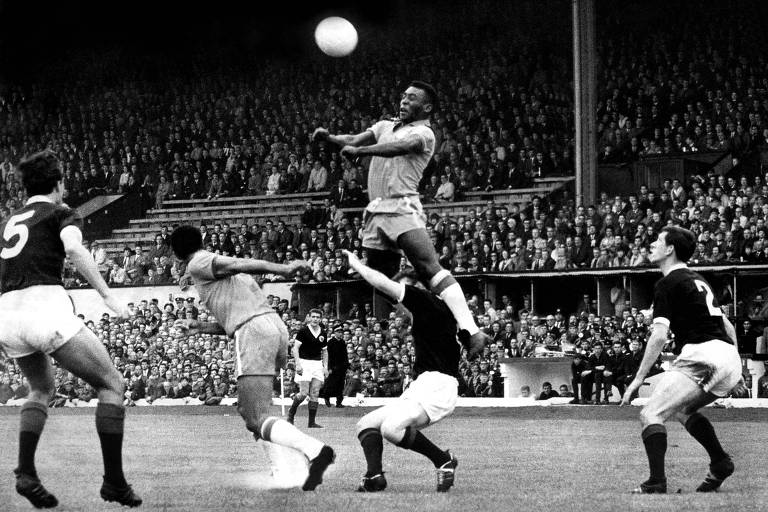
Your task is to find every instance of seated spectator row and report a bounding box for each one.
[60,165,768,289]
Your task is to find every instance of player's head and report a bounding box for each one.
[400,80,438,123]
[393,268,425,289]
[308,308,322,326]
[651,226,696,264]
[170,225,203,261]
[18,150,64,201]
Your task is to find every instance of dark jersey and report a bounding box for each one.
[0,201,82,293]
[652,267,731,354]
[401,285,460,379]
[296,325,327,360]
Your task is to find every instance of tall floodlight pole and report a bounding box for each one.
[573,0,598,207]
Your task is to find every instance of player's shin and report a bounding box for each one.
[95,402,128,487]
[430,271,479,335]
[16,401,48,477]
[393,426,451,468]
[685,413,728,463]
[261,417,323,460]
[358,428,384,476]
[641,424,667,483]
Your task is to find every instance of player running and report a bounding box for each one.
[621,226,741,494]
[312,81,486,358]
[170,225,335,491]
[343,250,460,493]
[0,150,141,508]
[286,309,328,428]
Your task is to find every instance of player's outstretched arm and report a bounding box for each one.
[620,323,668,406]
[343,250,404,302]
[212,255,311,278]
[313,127,375,147]
[174,319,226,335]
[341,133,423,159]
[61,226,128,318]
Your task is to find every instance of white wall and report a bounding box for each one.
[68,282,293,321]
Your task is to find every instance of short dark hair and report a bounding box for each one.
[18,150,63,196]
[660,226,696,262]
[309,308,322,317]
[170,225,203,260]
[409,80,438,111]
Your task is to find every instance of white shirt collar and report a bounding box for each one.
[26,195,56,205]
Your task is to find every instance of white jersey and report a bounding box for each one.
[187,250,274,335]
[365,118,435,213]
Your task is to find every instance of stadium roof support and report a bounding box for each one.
[573,0,598,207]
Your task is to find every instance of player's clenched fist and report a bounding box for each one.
[174,318,201,335]
[283,260,312,276]
[104,295,130,320]
[340,145,360,159]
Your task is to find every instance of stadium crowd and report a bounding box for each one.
[0,2,767,216]
[56,159,768,291]
[1,284,765,408]
[3,1,768,404]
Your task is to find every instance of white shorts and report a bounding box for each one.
[401,371,458,424]
[0,285,84,359]
[670,340,743,397]
[295,359,325,383]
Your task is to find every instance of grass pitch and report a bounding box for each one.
[1,406,767,511]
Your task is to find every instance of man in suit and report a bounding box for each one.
[329,179,348,208]
[121,247,139,283]
[322,325,351,408]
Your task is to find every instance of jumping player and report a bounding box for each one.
[286,309,328,428]
[0,150,141,508]
[312,81,486,357]
[621,226,741,494]
[343,250,460,493]
[170,225,335,491]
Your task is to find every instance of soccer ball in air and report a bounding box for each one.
[314,16,358,57]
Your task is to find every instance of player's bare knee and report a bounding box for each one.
[237,405,266,434]
[356,415,376,435]
[379,418,404,442]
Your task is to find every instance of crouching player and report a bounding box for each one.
[343,250,461,493]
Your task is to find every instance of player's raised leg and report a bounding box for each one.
[13,353,58,509]
[51,327,142,507]
[237,376,334,491]
[397,229,488,356]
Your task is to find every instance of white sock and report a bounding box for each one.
[263,417,323,460]
[438,282,479,335]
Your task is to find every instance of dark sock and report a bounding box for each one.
[336,396,343,406]
[95,403,127,487]
[288,396,302,417]
[642,424,667,482]
[308,401,318,425]
[685,413,728,463]
[17,401,48,477]
[358,428,384,477]
[397,427,450,468]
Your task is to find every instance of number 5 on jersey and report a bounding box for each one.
[1,210,35,259]
[694,279,723,317]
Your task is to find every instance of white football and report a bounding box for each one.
[314,16,358,57]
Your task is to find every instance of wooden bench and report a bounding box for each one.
[159,191,328,209]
